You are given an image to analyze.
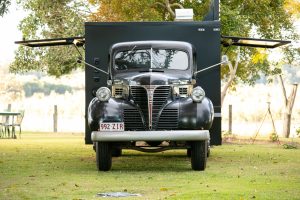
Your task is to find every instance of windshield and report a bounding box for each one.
[114,48,189,71]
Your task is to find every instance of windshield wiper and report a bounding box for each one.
[139,69,164,73]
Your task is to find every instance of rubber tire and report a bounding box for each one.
[112,148,122,157]
[96,142,112,171]
[207,140,211,158]
[207,146,210,158]
[191,140,207,171]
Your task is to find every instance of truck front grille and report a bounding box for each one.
[129,85,174,130]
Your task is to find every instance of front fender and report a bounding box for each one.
[88,98,124,131]
[161,97,214,130]
[88,97,141,131]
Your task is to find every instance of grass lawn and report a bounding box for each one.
[0,133,300,200]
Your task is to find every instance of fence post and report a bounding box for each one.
[53,105,58,133]
[229,104,232,134]
[7,104,11,111]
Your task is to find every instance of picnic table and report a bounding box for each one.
[0,111,22,139]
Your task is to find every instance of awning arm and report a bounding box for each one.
[15,37,85,47]
[221,35,291,48]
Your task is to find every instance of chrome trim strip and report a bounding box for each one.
[91,130,210,142]
[214,113,221,117]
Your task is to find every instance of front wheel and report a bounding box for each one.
[191,140,207,171]
[96,142,112,171]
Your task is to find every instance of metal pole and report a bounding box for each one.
[7,104,11,111]
[53,105,57,133]
[229,104,232,134]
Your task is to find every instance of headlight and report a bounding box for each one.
[191,86,205,102]
[96,87,111,102]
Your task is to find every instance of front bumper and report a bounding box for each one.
[91,130,210,142]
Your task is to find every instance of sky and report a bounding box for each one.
[0,1,26,66]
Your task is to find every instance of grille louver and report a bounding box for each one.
[115,88,123,96]
[123,108,144,130]
[157,108,179,130]
[179,87,188,95]
[152,86,171,129]
[130,86,148,127]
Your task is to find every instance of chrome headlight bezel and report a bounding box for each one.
[96,87,111,102]
[191,86,205,102]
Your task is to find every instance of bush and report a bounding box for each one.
[23,82,73,97]
[269,132,279,142]
[283,143,298,149]
[296,127,300,138]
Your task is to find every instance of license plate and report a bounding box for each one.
[99,122,124,131]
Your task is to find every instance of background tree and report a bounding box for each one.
[279,75,298,138]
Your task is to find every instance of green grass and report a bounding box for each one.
[0,133,300,200]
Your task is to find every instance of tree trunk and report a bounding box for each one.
[283,113,292,138]
[279,75,298,138]
[221,48,240,106]
[155,0,184,18]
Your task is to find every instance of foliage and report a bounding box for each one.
[297,127,300,138]
[89,0,163,22]
[88,0,211,21]
[0,0,10,16]
[282,143,298,149]
[269,132,279,142]
[284,0,300,18]
[10,0,88,77]
[23,82,73,97]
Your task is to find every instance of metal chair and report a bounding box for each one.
[11,111,25,139]
[0,116,5,138]
[4,111,25,139]
[0,115,9,138]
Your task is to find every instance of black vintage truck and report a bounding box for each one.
[88,41,214,171]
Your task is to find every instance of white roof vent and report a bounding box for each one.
[175,9,194,21]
